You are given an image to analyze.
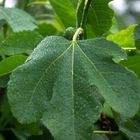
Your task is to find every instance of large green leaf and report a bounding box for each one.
[0,31,43,55]
[0,55,27,77]
[8,36,140,140]
[0,7,37,32]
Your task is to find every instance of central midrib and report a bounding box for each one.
[71,43,76,139]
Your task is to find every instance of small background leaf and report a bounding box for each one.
[36,23,57,37]
[0,55,27,77]
[49,0,76,27]
[0,7,37,32]
[107,24,136,48]
[87,0,113,37]
[77,0,113,38]
[0,31,43,55]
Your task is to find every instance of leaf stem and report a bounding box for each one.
[80,0,92,28]
[123,48,136,50]
[35,14,54,19]
[93,130,119,135]
[76,0,92,39]
[72,28,83,43]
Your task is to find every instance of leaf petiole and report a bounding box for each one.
[93,130,119,135]
[72,27,83,43]
[27,1,49,7]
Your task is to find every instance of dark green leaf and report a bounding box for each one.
[92,134,108,140]
[115,108,140,140]
[11,128,29,140]
[49,0,76,27]
[0,55,27,77]
[0,29,4,43]
[8,36,140,140]
[120,119,140,140]
[0,31,43,55]
[0,7,37,32]
[113,134,128,140]
[0,75,9,88]
[134,24,140,51]
[120,127,140,140]
[49,0,113,37]
[87,0,113,37]
[77,0,114,37]
[0,95,11,130]
[28,127,54,140]
[121,55,140,79]
[11,122,42,140]
[36,23,57,37]
[14,122,42,136]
